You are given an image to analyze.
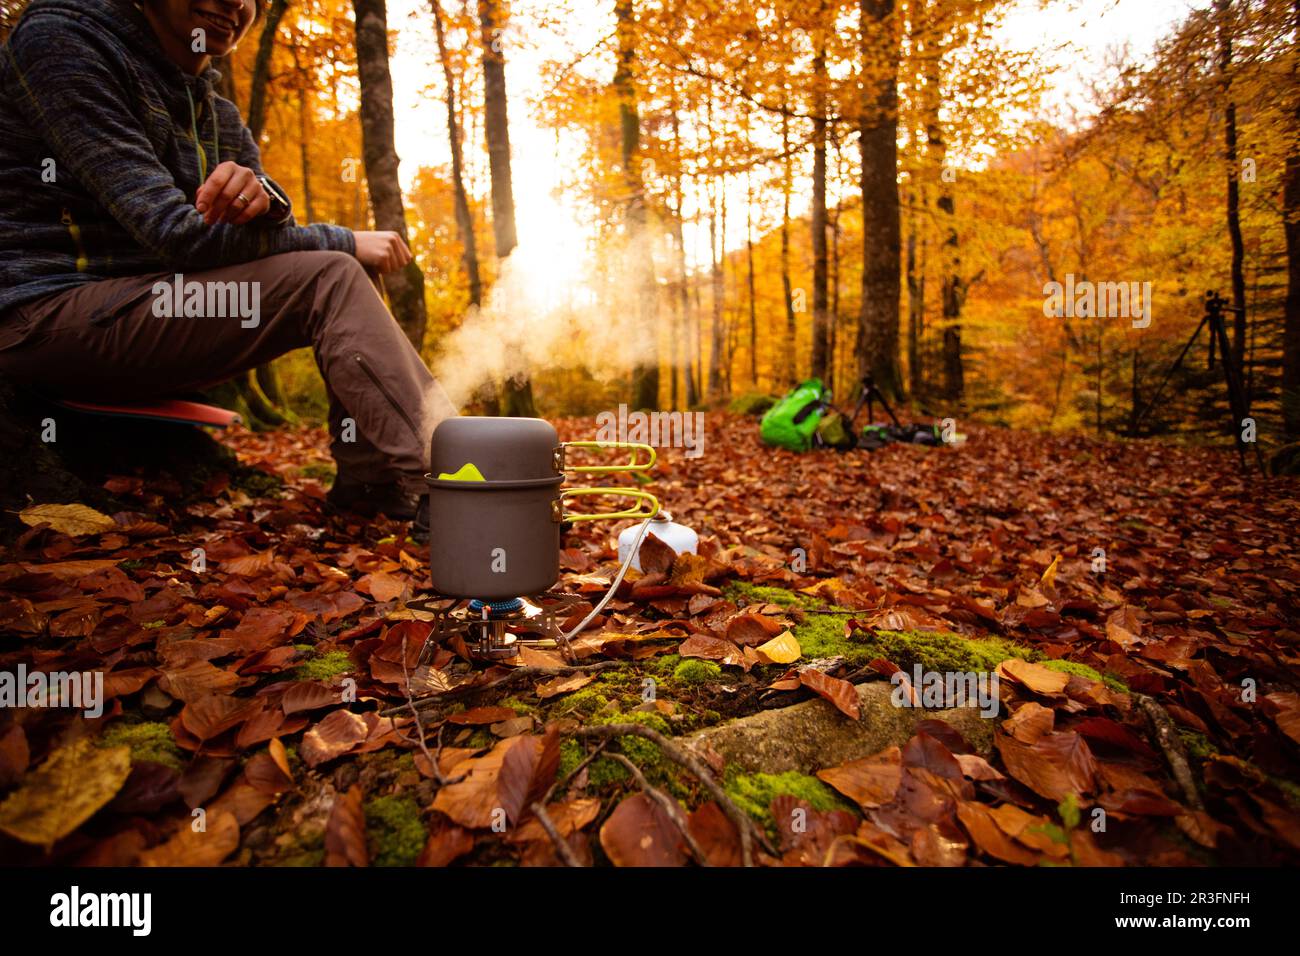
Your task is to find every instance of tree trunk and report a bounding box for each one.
[615,0,660,410]
[810,34,830,382]
[288,41,315,223]
[708,184,725,400]
[1216,0,1248,377]
[432,0,482,310]
[856,0,902,398]
[247,0,289,144]
[672,104,698,408]
[353,0,427,349]
[906,201,922,398]
[477,0,535,416]
[746,172,759,386]
[780,110,797,387]
[1284,0,1300,441]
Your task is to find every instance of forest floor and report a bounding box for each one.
[1,412,1298,867]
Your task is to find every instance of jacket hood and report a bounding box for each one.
[22,0,223,96]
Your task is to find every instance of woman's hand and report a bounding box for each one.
[353,231,413,274]
[196,162,268,225]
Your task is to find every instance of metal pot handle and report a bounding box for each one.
[555,441,657,474]
[553,488,660,523]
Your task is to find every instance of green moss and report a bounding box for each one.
[99,720,185,771]
[557,739,585,781]
[1040,659,1128,693]
[1179,730,1220,761]
[828,623,1032,672]
[278,848,326,867]
[724,768,855,834]
[292,649,353,681]
[584,711,675,789]
[364,794,425,867]
[117,559,148,572]
[1272,776,1300,811]
[724,581,818,609]
[650,653,681,675]
[235,469,283,498]
[559,686,615,718]
[672,659,722,685]
[498,696,534,715]
[298,463,336,481]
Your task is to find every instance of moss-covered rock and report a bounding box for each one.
[728,393,779,416]
[364,794,425,867]
[724,768,856,834]
[98,719,185,771]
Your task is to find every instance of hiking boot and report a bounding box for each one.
[325,477,418,521]
[411,495,430,546]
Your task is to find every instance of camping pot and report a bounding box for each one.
[425,417,659,600]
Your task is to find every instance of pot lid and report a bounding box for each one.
[430,416,560,483]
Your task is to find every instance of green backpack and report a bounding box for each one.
[760,378,829,451]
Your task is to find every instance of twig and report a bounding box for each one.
[1136,694,1205,811]
[377,661,624,717]
[541,739,610,805]
[529,801,584,868]
[397,636,465,787]
[606,753,712,867]
[569,723,773,866]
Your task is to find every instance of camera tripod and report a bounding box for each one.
[847,374,902,429]
[1135,290,1265,474]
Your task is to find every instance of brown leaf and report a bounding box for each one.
[1002,701,1056,743]
[140,809,239,866]
[432,733,557,829]
[325,785,369,867]
[998,658,1071,696]
[448,706,518,726]
[685,801,742,867]
[725,612,785,647]
[956,802,1043,866]
[599,792,688,867]
[799,667,861,720]
[637,532,678,575]
[535,673,596,699]
[996,730,1097,802]
[300,709,370,768]
[817,746,901,809]
[245,749,294,796]
[419,818,476,867]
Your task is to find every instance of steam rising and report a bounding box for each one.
[430,239,659,410]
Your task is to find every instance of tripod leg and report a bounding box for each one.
[1211,313,1255,473]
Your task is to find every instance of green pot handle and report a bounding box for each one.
[556,441,657,474]
[554,488,660,523]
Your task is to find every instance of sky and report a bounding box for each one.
[383,0,1204,269]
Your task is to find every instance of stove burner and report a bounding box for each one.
[467,597,525,617]
[407,591,586,669]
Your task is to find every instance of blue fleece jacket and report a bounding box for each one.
[0,0,355,320]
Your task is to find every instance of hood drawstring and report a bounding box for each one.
[185,85,219,184]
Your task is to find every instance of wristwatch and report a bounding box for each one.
[257,175,292,223]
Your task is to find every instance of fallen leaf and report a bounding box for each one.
[18,503,116,536]
[140,809,240,866]
[0,740,131,848]
[599,792,688,866]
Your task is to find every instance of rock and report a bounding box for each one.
[684,680,995,775]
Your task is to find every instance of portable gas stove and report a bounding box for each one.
[410,591,586,664]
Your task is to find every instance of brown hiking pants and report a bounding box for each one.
[0,250,455,491]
